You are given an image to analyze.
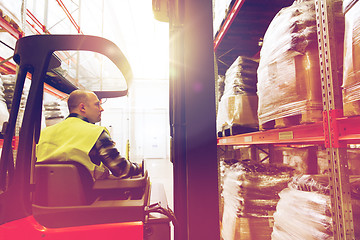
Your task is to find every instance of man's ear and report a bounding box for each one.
[79,103,86,113]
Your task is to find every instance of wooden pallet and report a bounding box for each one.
[260,109,323,130]
[344,99,360,117]
[234,216,273,240]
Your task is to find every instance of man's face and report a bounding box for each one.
[84,92,104,123]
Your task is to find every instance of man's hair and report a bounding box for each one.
[67,90,91,112]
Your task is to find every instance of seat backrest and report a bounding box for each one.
[33,161,94,207]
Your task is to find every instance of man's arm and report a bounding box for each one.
[90,131,141,178]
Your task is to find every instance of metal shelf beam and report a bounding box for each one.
[0,16,24,39]
[218,122,324,145]
[213,0,245,51]
[218,115,360,146]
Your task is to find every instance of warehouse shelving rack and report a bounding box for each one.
[0,1,81,149]
[0,3,78,98]
[215,0,356,239]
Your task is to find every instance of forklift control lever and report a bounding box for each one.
[145,202,178,228]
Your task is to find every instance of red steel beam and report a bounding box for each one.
[218,121,325,145]
[0,58,67,99]
[214,0,245,51]
[26,9,47,33]
[338,115,360,143]
[55,0,83,34]
[0,56,16,75]
[25,10,78,70]
[218,114,360,146]
[44,83,68,99]
[25,20,42,35]
[0,15,24,39]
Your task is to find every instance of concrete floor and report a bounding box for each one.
[145,158,174,239]
[145,158,173,209]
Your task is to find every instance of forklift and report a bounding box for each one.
[0,34,175,240]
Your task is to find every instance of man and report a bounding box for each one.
[36,89,141,179]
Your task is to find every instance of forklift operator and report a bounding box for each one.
[36,89,142,179]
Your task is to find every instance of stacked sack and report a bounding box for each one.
[217,56,259,134]
[0,75,9,133]
[2,74,17,110]
[342,1,360,116]
[43,94,68,127]
[257,0,323,128]
[1,74,30,135]
[272,174,360,239]
[220,160,294,240]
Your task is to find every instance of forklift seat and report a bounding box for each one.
[32,161,150,228]
[34,161,95,206]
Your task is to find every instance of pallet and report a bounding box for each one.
[218,124,258,137]
[344,99,360,117]
[260,109,323,130]
[235,216,273,240]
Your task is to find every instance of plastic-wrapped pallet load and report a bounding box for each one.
[220,160,294,240]
[43,93,68,127]
[2,74,16,110]
[1,74,46,134]
[272,174,360,240]
[342,0,360,116]
[2,74,30,131]
[0,75,9,133]
[217,56,259,135]
[257,0,343,129]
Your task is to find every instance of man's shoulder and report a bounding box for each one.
[67,117,105,130]
[43,117,103,130]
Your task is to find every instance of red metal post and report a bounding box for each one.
[55,0,83,34]
[213,0,245,51]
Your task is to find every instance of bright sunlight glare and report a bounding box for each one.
[102,0,169,80]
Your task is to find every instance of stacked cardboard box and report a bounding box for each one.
[257,0,321,128]
[256,0,342,128]
[217,56,259,135]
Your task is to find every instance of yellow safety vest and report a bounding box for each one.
[36,117,108,175]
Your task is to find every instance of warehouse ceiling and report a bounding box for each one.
[2,0,300,89]
[0,0,169,92]
[215,0,294,76]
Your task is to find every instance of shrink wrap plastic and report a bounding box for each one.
[213,0,233,37]
[1,74,29,111]
[0,74,46,132]
[220,160,294,240]
[272,175,360,240]
[43,94,68,127]
[217,56,259,132]
[257,0,322,125]
[342,1,360,116]
[1,74,29,131]
[0,75,9,132]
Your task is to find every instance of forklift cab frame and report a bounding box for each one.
[0,34,171,240]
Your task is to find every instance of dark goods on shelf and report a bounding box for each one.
[220,160,294,240]
[271,174,360,240]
